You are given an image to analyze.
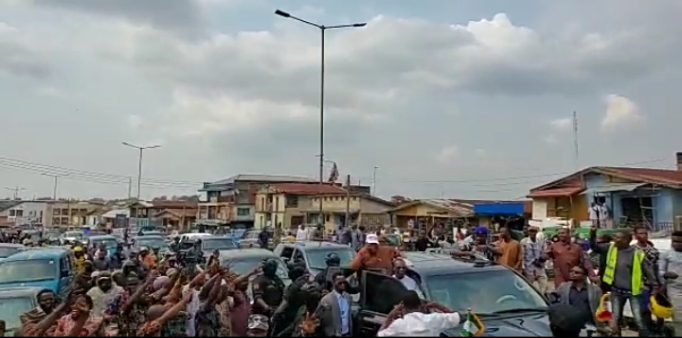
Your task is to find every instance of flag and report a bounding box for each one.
[327,162,339,183]
[460,310,485,337]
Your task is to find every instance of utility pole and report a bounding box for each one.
[573,111,579,170]
[372,166,379,196]
[345,174,351,228]
[122,142,161,200]
[42,173,69,200]
[127,177,133,200]
[5,186,26,200]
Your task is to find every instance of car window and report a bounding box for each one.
[362,271,409,315]
[425,270,547,315]
[202,239,237,251]
[0,260,57,284]
[0,296,34,331]
[0,247,21,259]
[280,247,294,260]
[222,257,288,280]
[293,249,304,263]
[305,248,356,270]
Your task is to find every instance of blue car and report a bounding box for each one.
[0,248,74,299]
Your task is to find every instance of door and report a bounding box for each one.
[357,270,409,336]
[58,256,74,299]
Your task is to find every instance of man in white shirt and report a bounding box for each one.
[296,224,309,241]
[393,259,418,291]
[377,291,462,337]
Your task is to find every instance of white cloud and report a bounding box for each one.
[437,145,460,164]
[550,118,572,132]
[601,94,644,132]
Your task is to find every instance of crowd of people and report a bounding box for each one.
[1,221,680,337]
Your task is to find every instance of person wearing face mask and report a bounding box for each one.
[86,272,124,317]
[252,258,285,316]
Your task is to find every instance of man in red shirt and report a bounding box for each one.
[546,227,596,287]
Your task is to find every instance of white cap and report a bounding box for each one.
[366,233,380,244]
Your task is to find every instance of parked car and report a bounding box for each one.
[239,228,274,249]
[132,235,170,255]
[59,230,85,246]
[0,244,25,261]
[86,235,119,254]
[179,232,213,242]
[355,251,552,336]
[273,241,356,276]
[0,287,42,336]
[0,248,75,299]
[195,236,238,257]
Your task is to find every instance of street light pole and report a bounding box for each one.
[122,142,161,200]
[372,166,379,196]
[275,9,366,228]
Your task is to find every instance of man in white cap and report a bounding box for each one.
[350,233,401,274]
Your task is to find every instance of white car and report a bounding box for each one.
[180,232,213,242]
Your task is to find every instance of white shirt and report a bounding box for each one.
[296,228,309,241]
[378,312,461,337]
[182,285,202,337]
[588,206,599,220]
[394,275,418,291]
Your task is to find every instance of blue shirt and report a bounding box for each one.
[334,291,350,335]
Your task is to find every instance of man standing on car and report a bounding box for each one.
[350,233,401,274]
[520,226,549,293]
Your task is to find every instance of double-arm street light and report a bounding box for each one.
[275,9,366,226]
[122,142,161,200]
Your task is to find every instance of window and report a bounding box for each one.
[279,247,294,261]
[293,249,304,263]
[14,210,23,217]
[363,271,410,314]
[53,209,60,215]
[61,217,69,225]
[53,217,61,225]
[8,210,14,216]
[306,248,356,270]
[286,195,298,208]
[0,260,58,284]
[237,208,250,216]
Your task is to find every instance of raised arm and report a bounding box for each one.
[156,292,192,326]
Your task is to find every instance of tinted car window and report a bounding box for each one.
[202,239,237,251]
[306,248,356,270]
[0,260,57,283]
[363,272,410,314]
[425,270,547,314]
[0,247,21,259]
[223,257,288,280]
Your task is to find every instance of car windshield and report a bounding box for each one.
[0,260,57,284]
[0,247,21,259]
[93,239,118,250]
[0,296,34,331]
[202,239,237,251]
[136,237,168,249]
[224,257,288,280]
[426,270,547,315]
[305,248,356,270]
[64,231,83,238]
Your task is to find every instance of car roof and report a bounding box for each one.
[202,236,235,240]
[0,243,25,248]
[2,248,68,261]
[280,241,352,250]
[403,251,505,276]
[0,287,43,298]
[88,235,117,240]
[219,248,278,259]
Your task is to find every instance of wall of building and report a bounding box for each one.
[9,202,48,226]
[531,199,548,220]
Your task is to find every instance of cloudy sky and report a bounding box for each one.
[1,0,681,201]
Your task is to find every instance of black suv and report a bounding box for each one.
[355,252,552,336]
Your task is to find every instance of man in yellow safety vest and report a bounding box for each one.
[590,227,659,336]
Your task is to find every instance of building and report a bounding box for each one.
[254,183,394,233]
[129,200,198,231]
[0,200,21,227]
[389,199,476,230]
[7,201,50,226]
[198,174,317,228]
[47,201,103,227]
[528,153,682,232]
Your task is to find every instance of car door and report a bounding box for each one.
[58,255,74,299]
[356,270,410,336]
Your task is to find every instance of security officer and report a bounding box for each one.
[252,258,285,316]
[315,253,342,292]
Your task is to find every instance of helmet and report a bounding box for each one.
[73,246,84,253]
[325,253,340,267]
[650,293,674,319]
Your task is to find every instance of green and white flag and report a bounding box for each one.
[460,310,485,337]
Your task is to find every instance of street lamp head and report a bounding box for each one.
[275,9,290,18]
[353,23,367,27]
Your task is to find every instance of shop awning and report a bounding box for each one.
[581,183,646,195]
[474,202,526,216]
[528,186,584,198]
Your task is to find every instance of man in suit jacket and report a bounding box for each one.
[315,272,353,337]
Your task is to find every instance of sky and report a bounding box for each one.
[1,0,681,201]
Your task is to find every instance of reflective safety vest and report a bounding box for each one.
[602,244,645,295]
